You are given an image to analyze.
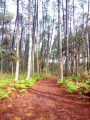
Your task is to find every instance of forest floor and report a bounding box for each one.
[0,75,90,120]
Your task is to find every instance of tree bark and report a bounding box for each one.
[46,25,50,75]
[66,0,70,73]
[62,0,66,37]
[87,0,90,73]
[58,0,63,82]
[12,61,13,75]
[73,0,76,74]
[27,0,32,79]
[42,0,45,73]
[1,0,6,74]
[15,0,19,81]
[36,0,39,75]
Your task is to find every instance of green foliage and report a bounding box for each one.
[36,72,51,79]
[0,72,51,100]
[79,92,82,95]
[0,12,13,23]
[65,81,79,92]
[57,76,62,84]
[52,72,58,75]
[57,73,90,94]
[0,87,13,100]
[19,89,26,93]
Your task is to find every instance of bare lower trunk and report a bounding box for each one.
[41,18,45,71]
[58,0,63,82]
[15,0,19,81]
[15,59,19,81]
[46,57,49,75]
[87,0,90,73]
[12,61,13,75]
[73,51,76,74]
[32,52,34,77]
[87,32,89,72]
[46,63,47,75]
[76,56,78,75]
[73,0,75,74]
[27,0,32,79]
[47,54,49,73]
[1,53,3,74]
[20,63,21,73]
[66,0,70,73]
[36,45,39,75]
[36,0,39,75]
[23,59,25,73]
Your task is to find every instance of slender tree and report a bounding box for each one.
[58,0,63,82]
[66,0,70,73]
[62,0,66,37]
[42,0,45,73]
[1,0,6,74]
[36,0,39,75]
[27,0,32,79]
[15,0,19,81]
[87,0,90,73]
[73,0,75,74]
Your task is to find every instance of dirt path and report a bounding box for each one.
[0,75,90,120]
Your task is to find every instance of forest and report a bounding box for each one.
[0,0,90,120]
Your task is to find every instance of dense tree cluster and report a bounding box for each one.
[0,0,90,81]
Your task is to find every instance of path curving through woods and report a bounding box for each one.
[0,75,90,120]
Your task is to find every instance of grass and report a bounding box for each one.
[0,72,51,100]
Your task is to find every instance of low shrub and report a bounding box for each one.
[0,72,51,100]
[57,74,90,95]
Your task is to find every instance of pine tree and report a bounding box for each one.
[58,0,63,82]
[15,0,20,81]
[27,0,32,79]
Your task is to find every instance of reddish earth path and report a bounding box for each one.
[0,75,90,120]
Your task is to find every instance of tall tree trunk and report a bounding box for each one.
[73,0,75,74]
[62,0,66,37]
[31,0,37,77]
[76,55,78,75]
[22,30,25,73]
[27,0,32,79]
[82,0,86,73]
[12,61,13,75]
[32,16,36,77]
[58,0,63,82]
[70,15,71,33]
[46,25,50,75]
[1,0,6,74]
[1,54,3,74]
[15,0,19,81]
[66,0,70,73]
[87,0,90,73]
[36,0,39,75]
[42,0,45,73]
[12,18,17,51]
[19,14,23,58]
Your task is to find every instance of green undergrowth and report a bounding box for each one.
[57,73,90,94]
[52,72,58,75]
[0,72,51,100]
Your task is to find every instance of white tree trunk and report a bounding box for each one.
[27,0,32,79]
[15,0,19,81]
[36,0,39,75]
[58,0,63,82]
[87,0,90,73]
